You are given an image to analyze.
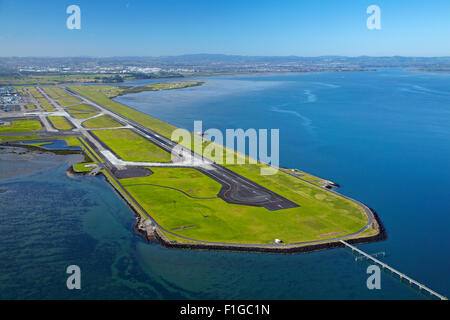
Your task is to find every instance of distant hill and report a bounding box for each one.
[1,54,449,74]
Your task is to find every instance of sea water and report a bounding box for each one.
[0,69,448,299]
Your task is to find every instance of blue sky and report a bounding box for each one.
[0,0,449,57]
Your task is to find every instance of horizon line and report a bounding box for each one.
[1,54,450,59]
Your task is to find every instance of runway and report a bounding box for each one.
[66,87,300,211]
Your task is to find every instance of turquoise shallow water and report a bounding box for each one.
[1,70,449,299]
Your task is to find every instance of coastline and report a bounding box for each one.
[1,135,386,255]
[43,138,386,255]
[1,83,387,254]
[96,160,387,254]
[144,206,386,255]
[112,81,205,97]
[68,85,386,254]
[1,69,377,86]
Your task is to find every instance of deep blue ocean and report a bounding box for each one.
[1,70,449,299]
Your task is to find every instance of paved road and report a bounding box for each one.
[39,115,58,133]
[65,87,299,211]
[62,87,379,246]
[1,86,377,248]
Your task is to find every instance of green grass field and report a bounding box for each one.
[92,128,172,162]
[41,87,70,99]
[68,85,249,165]
[40,103,55,110]
[120,167,222,198]
[66,104,100,119]
[112,81,204,96]
[82,115,122,128]
[85,85,123,98]
[66,136,104,164]
[0,85,377,246]
[67,85,377,244]
[284,169,327,186]
[67,104,98,112]
[36,97,49,104]
[144,81,203,91]
[48,116,72,130]
[0,134,40,142]
[119,165,371,244]
[73,162,95,172]
[2,73,175,86]
[69,86,178,137]
[57,96,82,106]
[69,112,97,119]
[0,120,42,133]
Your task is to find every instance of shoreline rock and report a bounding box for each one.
[2,144,386,255]
[96,164,387,255]
[137,207,387,255]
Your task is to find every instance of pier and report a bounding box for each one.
[340,240,447,300]
[355,251,385,261]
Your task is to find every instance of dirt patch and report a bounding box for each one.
[316,231,343,238]
[111,167,153,179]
[314,193,327,200]
[171,225,196,231]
